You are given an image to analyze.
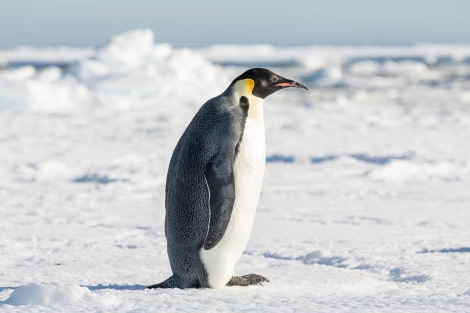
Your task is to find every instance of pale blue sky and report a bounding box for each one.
[1,0,470,48]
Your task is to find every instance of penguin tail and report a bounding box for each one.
[147,275,186,289]
[147,282,168,289]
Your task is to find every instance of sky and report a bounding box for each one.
[1,0,470,48]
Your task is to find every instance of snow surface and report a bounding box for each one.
[1,28,470,312]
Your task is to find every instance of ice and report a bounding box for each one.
[1,29,470,312]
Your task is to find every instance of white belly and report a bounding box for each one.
[200,116,265,289]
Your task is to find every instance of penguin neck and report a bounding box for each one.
[231,79,265,121]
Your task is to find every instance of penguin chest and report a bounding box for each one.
[200,117,265,289]
[230,117,266,246]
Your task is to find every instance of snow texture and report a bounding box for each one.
[1,29,470,312]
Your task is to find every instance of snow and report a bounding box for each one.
[1,29,470,312]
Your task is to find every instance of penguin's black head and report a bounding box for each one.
[230,68,308,99]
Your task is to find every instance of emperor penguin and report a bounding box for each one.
[148,68,307,289]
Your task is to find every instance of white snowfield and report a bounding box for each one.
[1,29,470,312]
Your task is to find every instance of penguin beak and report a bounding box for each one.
[275,79,308,90]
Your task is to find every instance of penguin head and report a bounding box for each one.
[230,68,308,99]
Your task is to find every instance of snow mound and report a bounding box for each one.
[15,160,76,183]
[5,284,88,306]
[3,283,120,307]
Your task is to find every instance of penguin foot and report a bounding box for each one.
[227,274,269,287]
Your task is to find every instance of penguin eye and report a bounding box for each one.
[266,76,278,86]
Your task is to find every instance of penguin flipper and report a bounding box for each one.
[203,152,236,250]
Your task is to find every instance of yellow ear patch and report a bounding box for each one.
[233,78,256,96]
[245,78,255,93]
[232,78,264,118]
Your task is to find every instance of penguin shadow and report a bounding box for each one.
[84,284,147,291]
